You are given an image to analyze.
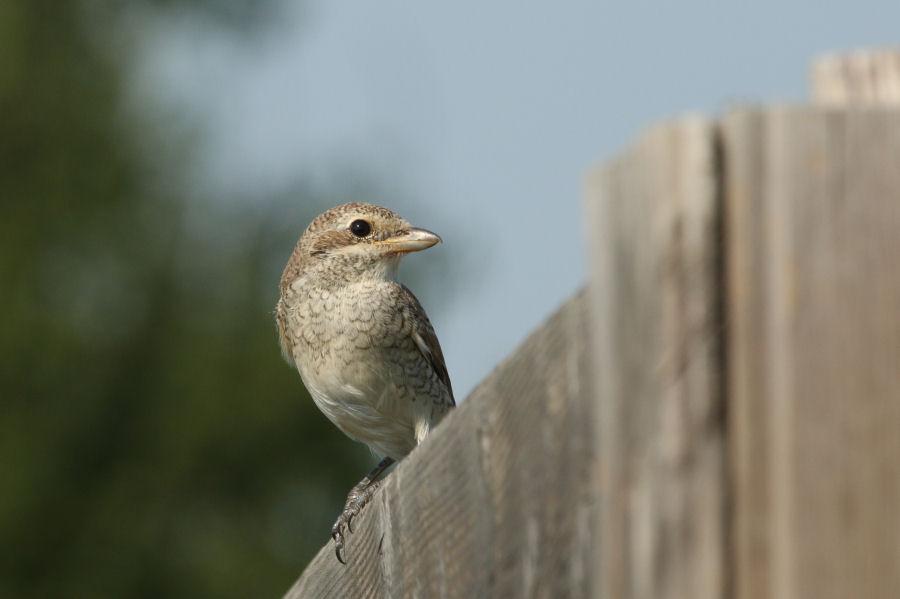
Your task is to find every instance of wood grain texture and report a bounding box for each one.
[722,106,900,599]
[585,116,727,599]
[284,290,596,599]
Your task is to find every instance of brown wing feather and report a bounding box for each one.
[400,285,454,405]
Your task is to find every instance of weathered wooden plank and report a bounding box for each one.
[718,108,770,599]
[722,106,900,599]
[285,290,596,598]
[811,49,900,105]
[585,116,726,599]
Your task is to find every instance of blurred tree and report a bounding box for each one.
[0,1,372,597]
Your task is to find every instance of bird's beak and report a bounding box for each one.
[374,227,442,253]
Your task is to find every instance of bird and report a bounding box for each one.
[276,202,455,563]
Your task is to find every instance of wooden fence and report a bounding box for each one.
[285,49,900,599]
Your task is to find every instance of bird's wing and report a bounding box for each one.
[399,284,455,405]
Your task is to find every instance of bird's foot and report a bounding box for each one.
[331,478,381,564]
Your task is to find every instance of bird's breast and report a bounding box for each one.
[287,280,412,397]
[281,279,443,458]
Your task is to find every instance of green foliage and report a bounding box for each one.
[0,1,371,597]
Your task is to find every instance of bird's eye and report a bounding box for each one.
[349,219,371,237]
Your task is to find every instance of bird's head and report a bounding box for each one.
[282,202,442,289]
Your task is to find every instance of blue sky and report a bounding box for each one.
[138,1,900,397]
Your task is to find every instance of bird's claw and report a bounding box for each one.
[331,523,348,564]
[330,479,381,564]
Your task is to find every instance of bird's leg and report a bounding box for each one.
[332,456,395,564]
